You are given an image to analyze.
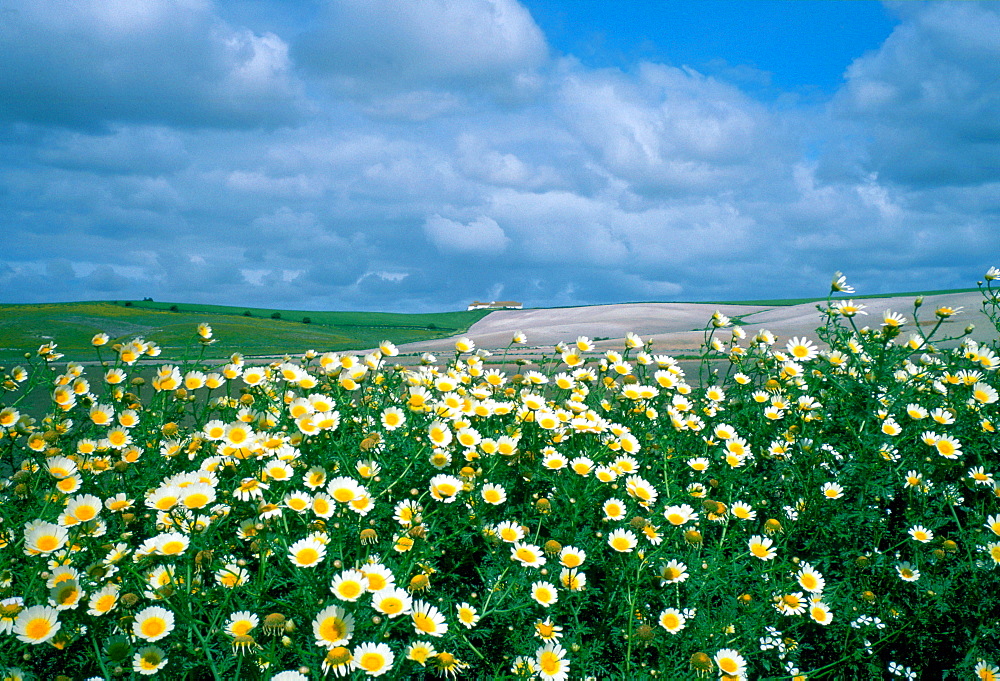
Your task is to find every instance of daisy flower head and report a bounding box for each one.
[731,501,756,521]
[821,482,844,499]
[601,496,628,520]
[360,563,395,592]
[87,583,120,616]
[559,567,587,591]
[625,475,658,506]
[65,493,103,523]
[786,337,818,361]
[896,561,920,582]
[456,602,479,628]
[908,525,933,543]
[803,599,832,625]
[595,465,618,483]
[481,483,507,505]
[133,605,175,642]
[832,299,867,317]
[569,456,593,476]
[372,586,412,618]
[496,520,526,543]
[46,456,77,480]
[714,648,747,678]
[411,600,448,637]
[288,537,327,568]
[49,578,85,611]
[225,611,259,638]
[663,504,697,527]
[271,669,309,681]
[23,520,69,556]
[934,434,962,459]
[216,563,250,589]
[406,640,437,666]
[688,457,710,472]
[534,617,563,641]
[831,271,854,294]
[748,535,777,561]
[558,546,586,568]
[13,605,61,644]
[512,542,546,568]
[429,474,463,503]
[796,564,825,593]
[881,417,902,436]
[711,311,732,328]
[775,592,807,616]
[536,642,570,681]
[380,407,405,431]
[975,660,1000,681]
[327,476,363,504]
[330,569,369,602]
[659,560,689,585]
[133,645,168,676]
[154,532,189,557]
[354,641,395,677]
[607,528,638,553]
[432,651,469,678]
[969,467,995,486]
[312,604,355,648]
[531,581,558,607]
[882,310,907,328]
[658,607,687,634]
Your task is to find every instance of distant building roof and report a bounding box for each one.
[467,300,523,311]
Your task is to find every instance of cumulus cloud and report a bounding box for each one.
[555,60,794,197]
[294,0,548,105]
[833,3,1000,187]
[0,0,307,130]
[423,215,511,255]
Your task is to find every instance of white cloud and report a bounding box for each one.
[0,0,307,129]
[295,0,548,100]
[555,60,789,196]
[833,3,1000,186]
[423,215,511,255]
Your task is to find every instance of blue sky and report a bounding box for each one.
[1,1,998,312]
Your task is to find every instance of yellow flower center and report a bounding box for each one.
[25,618,52,640]
[141,618,166,638]
[379,598,403,615]
[296,548,318,565]
[319,618,346,643]
[539,651,560,673]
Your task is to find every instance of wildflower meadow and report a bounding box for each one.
[2,271,1000,681]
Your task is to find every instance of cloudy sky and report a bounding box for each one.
[2,1,998,312]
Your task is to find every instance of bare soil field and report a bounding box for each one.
[393,291,992,358]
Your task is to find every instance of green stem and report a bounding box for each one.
[90,631,112,679]
[188,615,224,681]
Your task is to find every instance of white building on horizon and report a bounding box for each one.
[467,300,523,311]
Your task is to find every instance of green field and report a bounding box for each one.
[0,300,491,363]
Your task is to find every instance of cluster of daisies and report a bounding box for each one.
[1,275,999,679]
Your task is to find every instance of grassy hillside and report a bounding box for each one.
[0,300,491,363]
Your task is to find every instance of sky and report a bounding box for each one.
[1,0,998,312]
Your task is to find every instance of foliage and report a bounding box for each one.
[0,274,999,680]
